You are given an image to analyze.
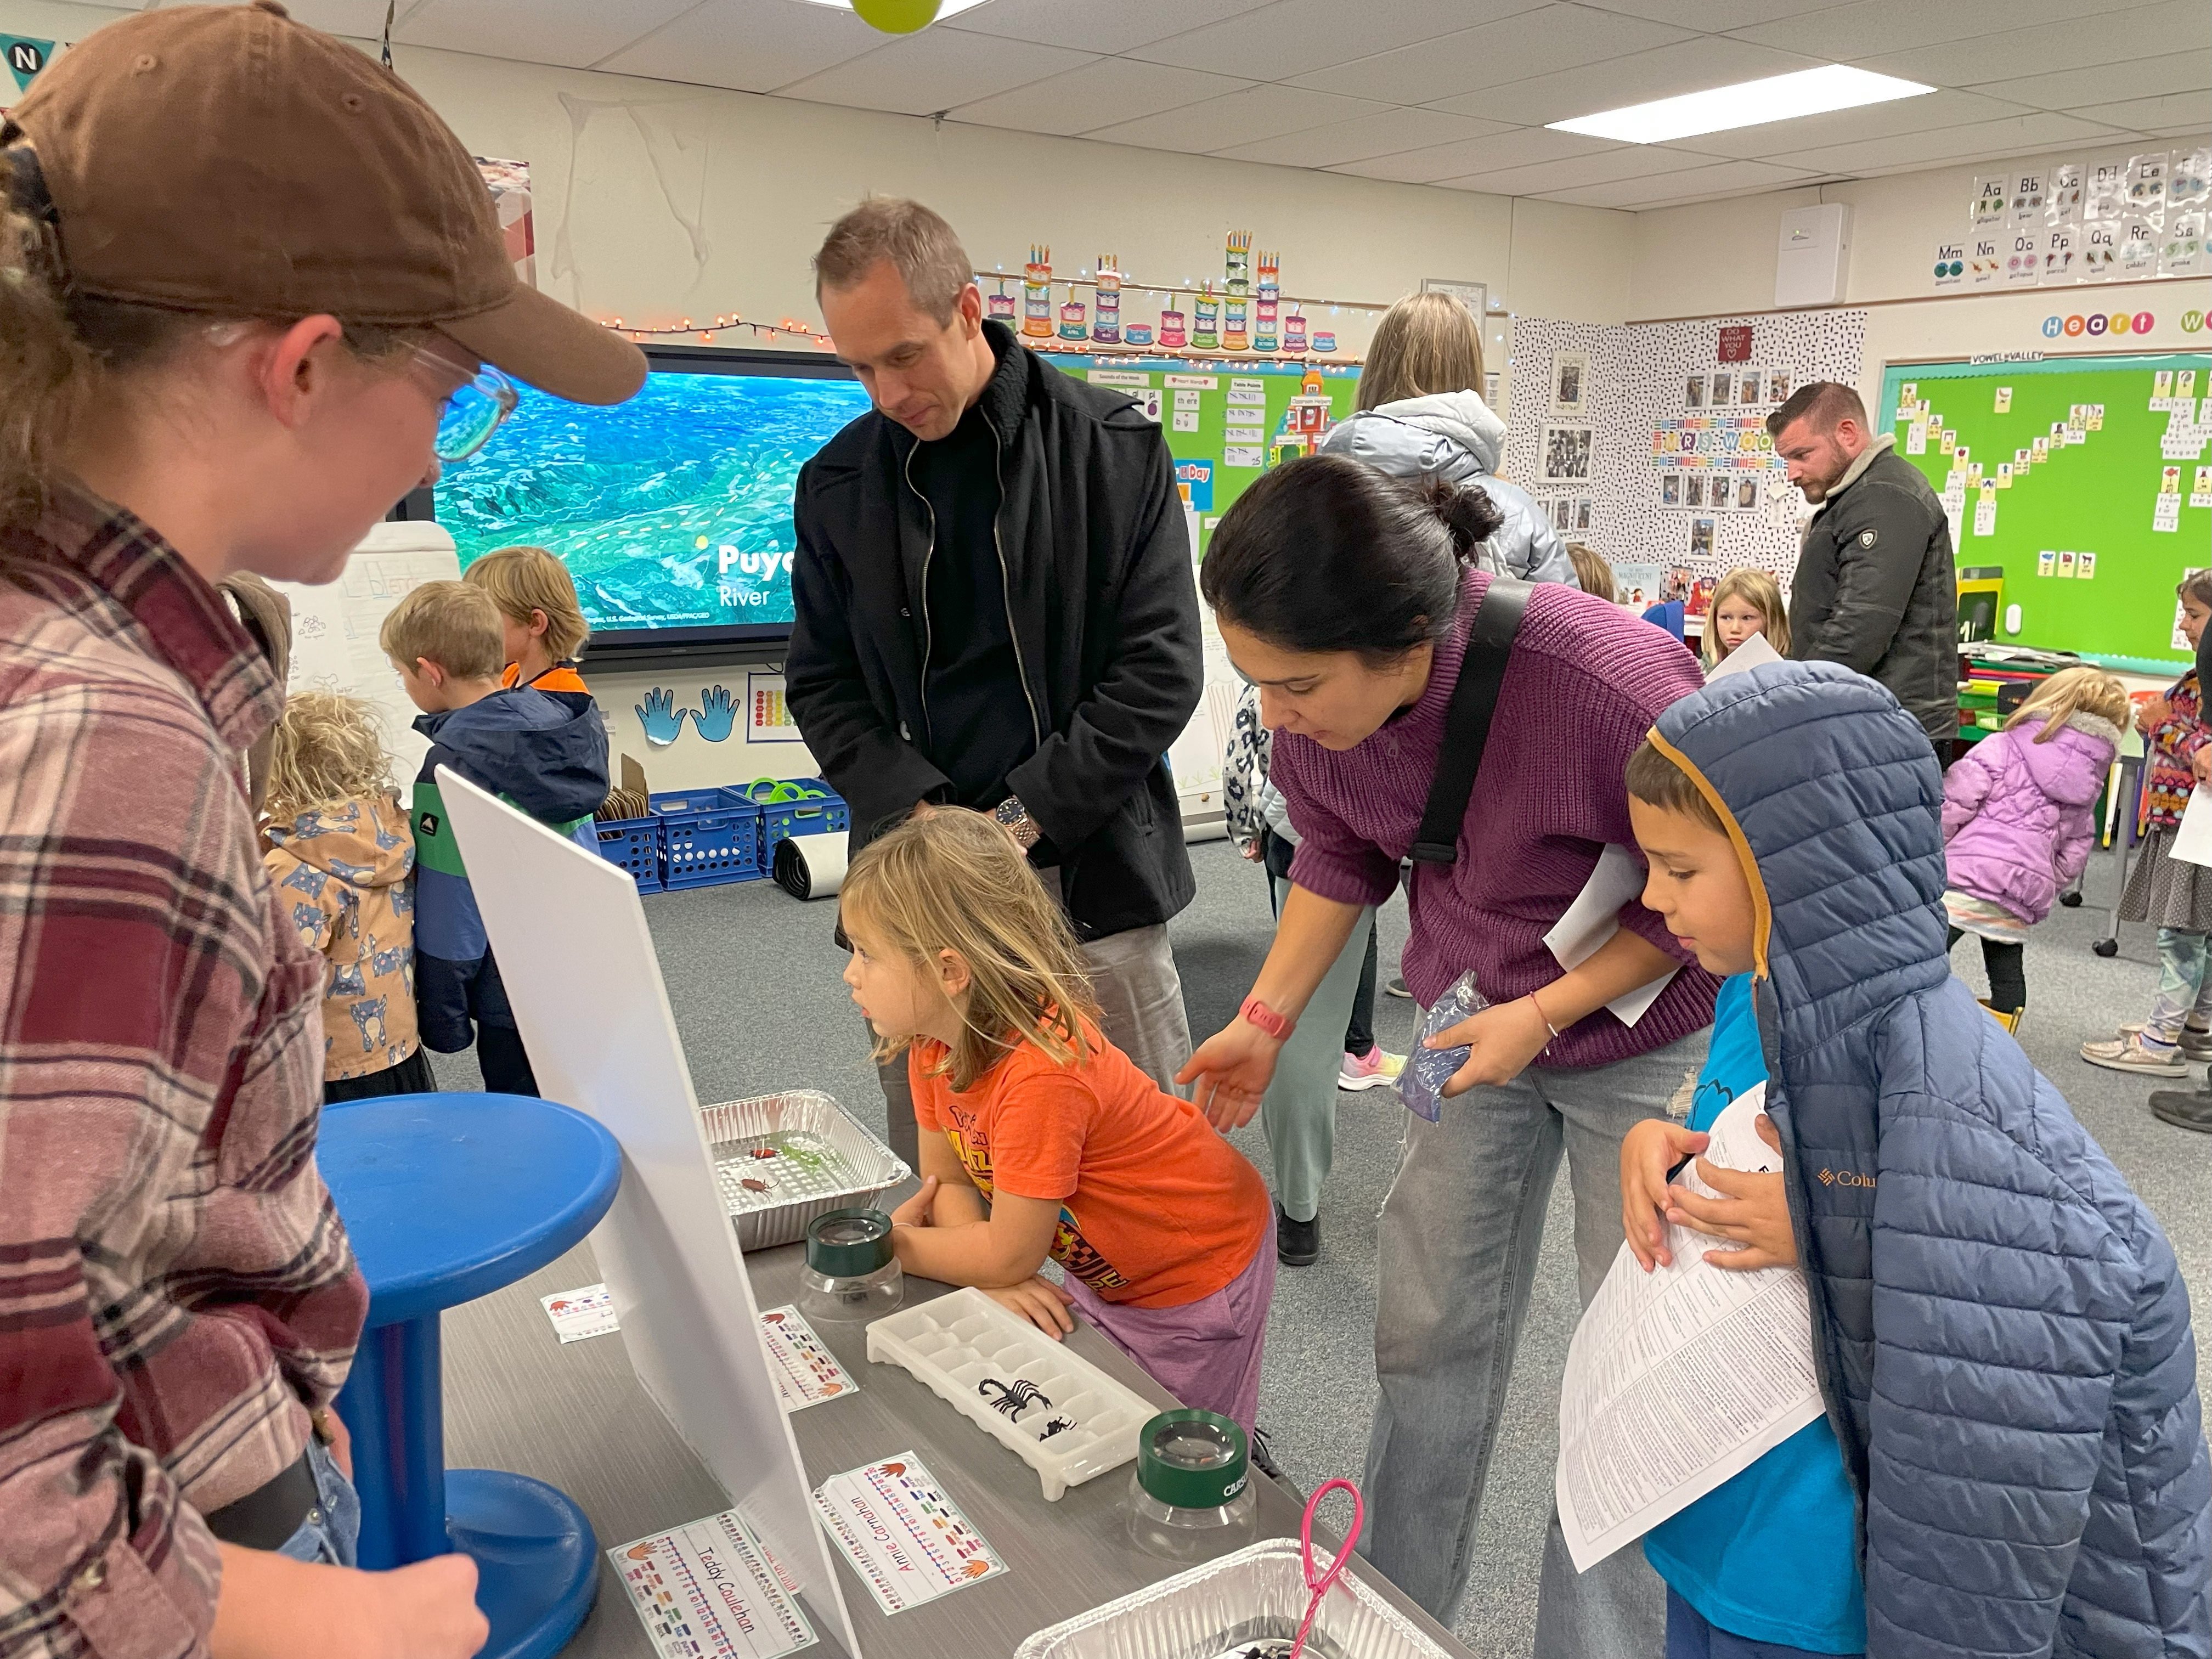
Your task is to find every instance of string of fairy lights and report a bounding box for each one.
[593,262,1387,368]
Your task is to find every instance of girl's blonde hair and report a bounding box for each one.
[266,690,395,821]
[840,809,1101,1091]
[1565,542,1615,602]
[2005,665,2130,743]
[1701,567,1791,667]
[1357,291,1485,411]
[464,545,591,664]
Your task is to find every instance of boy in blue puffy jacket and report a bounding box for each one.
[1617,658,2206,1659]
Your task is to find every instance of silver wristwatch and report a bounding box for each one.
[993,796,1041,850]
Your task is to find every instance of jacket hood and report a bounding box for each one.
[1317,391,1504,478]
[266,793,413,888]
[1649,659,1949,1049]
[2010,710,2122,804]
[415,688,608,822]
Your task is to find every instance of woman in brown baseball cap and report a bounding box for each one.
[0,5,641,1656]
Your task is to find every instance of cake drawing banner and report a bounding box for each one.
[611,1508,817,1659]
[811,1453,1007,1615]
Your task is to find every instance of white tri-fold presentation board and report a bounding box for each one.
[437,769,862,1659]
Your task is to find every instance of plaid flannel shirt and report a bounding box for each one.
[0,487,368,1658]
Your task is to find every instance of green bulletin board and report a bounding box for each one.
[1880,352,2212,669]
[1041,352,1361,552]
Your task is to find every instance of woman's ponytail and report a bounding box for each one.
[0,146,93,536]
[1415,475,1504,566]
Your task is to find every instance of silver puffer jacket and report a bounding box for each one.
[1317,390,1575,585]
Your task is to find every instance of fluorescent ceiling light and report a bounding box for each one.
[1548,65,1934,144]
[794,0,997,16]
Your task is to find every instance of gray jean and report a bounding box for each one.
[1260,874,1376,1222]
[1360,1027,1708,1654]
[875,920,1193,1171]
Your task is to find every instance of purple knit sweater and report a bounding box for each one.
[1273,568,1718,1069]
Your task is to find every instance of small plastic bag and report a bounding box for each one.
[1396,970,1487,1121]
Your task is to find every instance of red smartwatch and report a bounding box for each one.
[1240,994,1296,1041]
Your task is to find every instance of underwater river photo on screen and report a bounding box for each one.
[436,368,873,631]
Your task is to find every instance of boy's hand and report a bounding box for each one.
[1620,1118,1709,1271]
[889,1176,940,1230]
[1667,1114,1798,1271]
[1436,997,1553,1095]
[984,1275,1077,1338]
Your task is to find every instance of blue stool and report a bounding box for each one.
[321,1093,622,1659]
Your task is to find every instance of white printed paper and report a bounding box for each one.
[1172,409,1200,432]
[1226,388,1266,407]
[1223,426,1266,445]
[1556,1082,1825,1572]
[2155,496,2182,533]
[1224,445,1266,468]
[1543,844,1679,1026]
[1906,421,1927,454]
[611,1509,817,1658]
[2172,788,2212,870]
[758,1307,856,1411]
[542,1283,620,1344]
[1705,630,1782,682]
[812,1454,1007,1614]
[1973,499,1997,537]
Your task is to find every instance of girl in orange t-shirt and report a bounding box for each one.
[840,808,1276,1431]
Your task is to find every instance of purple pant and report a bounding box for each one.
[1062,1217,1277,1435]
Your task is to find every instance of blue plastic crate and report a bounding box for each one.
[592,814,664,894]
[728,777,850,859]
[651,789,762,889]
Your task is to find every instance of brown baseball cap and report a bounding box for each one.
[4,0,644,405]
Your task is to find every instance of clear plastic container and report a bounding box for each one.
[1127,1410,1257,1563]
[797,1208,904,1322]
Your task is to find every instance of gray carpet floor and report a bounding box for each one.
[428,834,2210,1658]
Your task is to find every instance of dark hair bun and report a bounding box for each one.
[1418,477,1504,565]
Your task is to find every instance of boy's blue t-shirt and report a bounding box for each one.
[1643,973,1868,1655]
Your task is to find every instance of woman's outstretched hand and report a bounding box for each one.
[1177,1017,1284,1131]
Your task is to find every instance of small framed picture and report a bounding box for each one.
[1541,425,1595,482]
[1739,368,1763,404]
[1551,350,1590,416]
[1768,368,1792,402]
[1736,478,1758,511]
[1686,376,1705,409]
[1662,474,1682,506]
[1689,518,1715,559]
[1575,498,1593,532]
[1685,474,1705,508]
[1710,371,1732,405]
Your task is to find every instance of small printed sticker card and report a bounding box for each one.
[541,1284,619,1345]
[611,1509,817,1659]
[758,1307,856,1410]
[813,1453,1007,1615]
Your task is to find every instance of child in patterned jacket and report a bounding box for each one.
[263,690,429,1103]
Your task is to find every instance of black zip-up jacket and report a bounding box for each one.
[787,321,1201,941]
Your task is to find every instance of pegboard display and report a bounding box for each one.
[1507,311,1867,584]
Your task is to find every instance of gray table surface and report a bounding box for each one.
[441,1235,1476,1659]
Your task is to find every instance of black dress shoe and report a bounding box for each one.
[1276,1203,1319,1266]
[2149,1086,2212,1133]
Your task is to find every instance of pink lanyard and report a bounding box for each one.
[1288,1479,1364,1659]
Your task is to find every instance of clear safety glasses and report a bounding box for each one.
[415,344,520,462]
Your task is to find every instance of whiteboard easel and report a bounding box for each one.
[437,769,862,1658]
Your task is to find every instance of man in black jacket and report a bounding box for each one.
[790,198,1203,1165]
[1773,381,1959,751]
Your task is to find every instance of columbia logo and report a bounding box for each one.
[1818,1168,1875,1188]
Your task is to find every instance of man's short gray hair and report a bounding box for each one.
[814,198,975,324]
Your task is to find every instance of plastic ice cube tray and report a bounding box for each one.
[865,1287,1153,1501]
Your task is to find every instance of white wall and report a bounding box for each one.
[1629,134,2211,319]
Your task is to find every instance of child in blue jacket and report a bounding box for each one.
[381,580,608,1096]
[1618,658,2205,1659]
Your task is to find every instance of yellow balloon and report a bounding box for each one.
[853,0,940,31]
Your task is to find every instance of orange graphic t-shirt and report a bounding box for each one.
[909,1024,1270,1310]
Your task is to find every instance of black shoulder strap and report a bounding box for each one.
[1410,577,1532,866]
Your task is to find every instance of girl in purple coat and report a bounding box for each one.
[1943,666,2129,1025]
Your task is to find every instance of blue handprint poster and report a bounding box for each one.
[630,680,795,747]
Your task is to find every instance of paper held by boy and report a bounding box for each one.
[1544,845,1678,1025]
[1555,1082,1826,1573]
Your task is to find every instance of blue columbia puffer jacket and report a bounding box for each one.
[1650,660,2208,1658]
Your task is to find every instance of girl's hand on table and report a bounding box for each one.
[985,1276,1077,1338]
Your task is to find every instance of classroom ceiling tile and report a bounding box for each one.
[1764,109,2124,173]
[1323,125,1610,184]
[2078,96,2212,138]
[1578,0,1868,28]
[953,58,1250,136]
[1210,106,1513,167]
[936,0,1269,55]
[772,27,1095,116]
[1727,0,2114,59]
[1535,156,1821,207]
[399,0,698,69]
[1434,142,1724,196]
[594,0,884,91]
[1674,89,2036,161]
[275,0,414,35]
[1124,0,1541,82]
[1974,55,2211,116]
[1290,3,1697,108]
[1082,86,1391,156]
[1427,36,1821,127]
[1850,0,2209,92]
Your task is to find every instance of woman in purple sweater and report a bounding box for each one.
[1182,456,1716,1651]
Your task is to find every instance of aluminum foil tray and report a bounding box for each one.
[1013,1539,1457,1659]
[698,1088,909,1251]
